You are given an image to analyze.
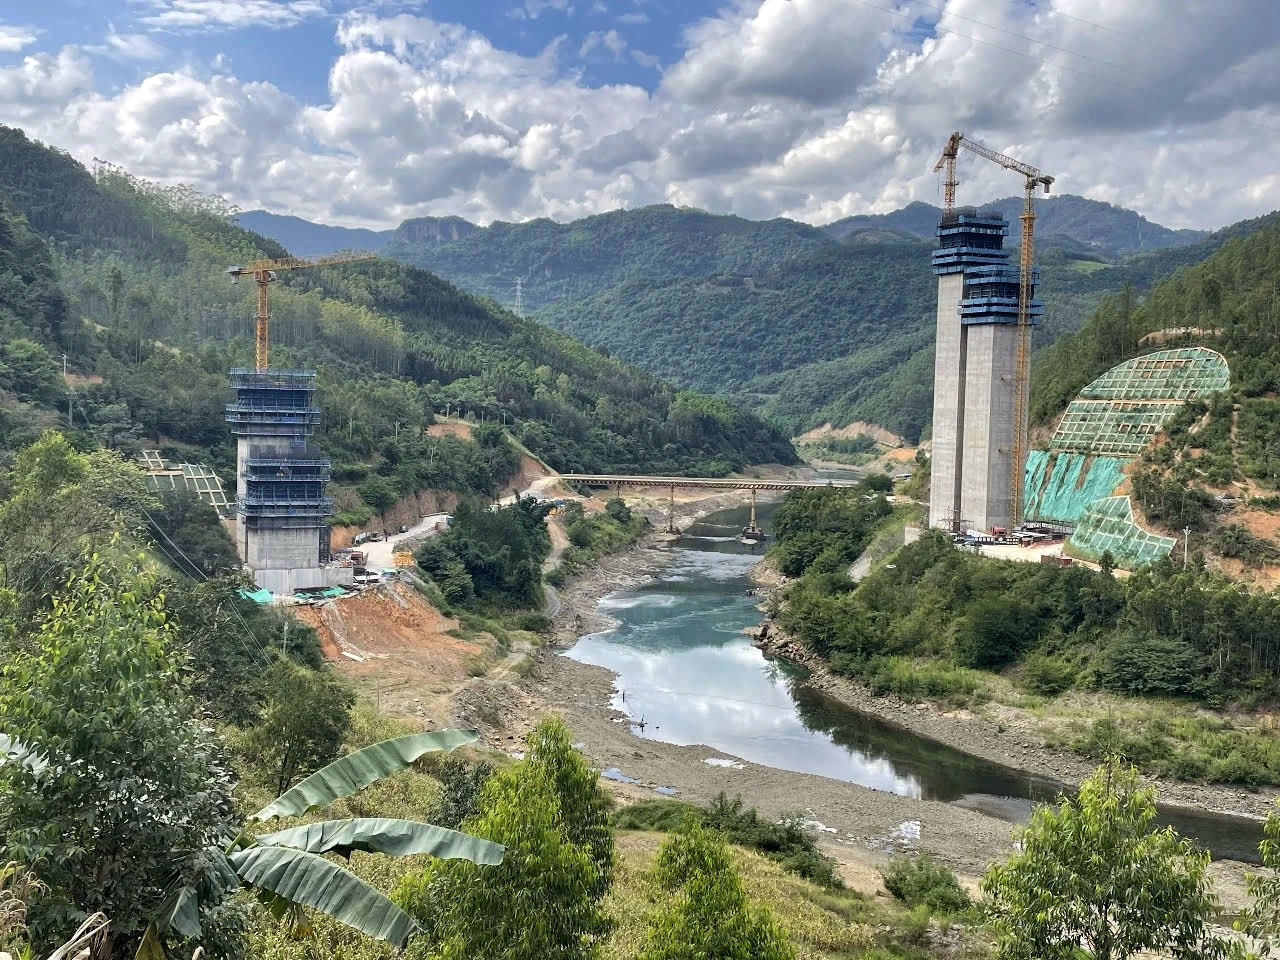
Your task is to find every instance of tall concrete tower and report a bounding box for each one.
[929,207,1042,533]
[225,368,350,594]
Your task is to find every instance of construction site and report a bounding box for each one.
[222,252,372,594]
[925,132,1229,569]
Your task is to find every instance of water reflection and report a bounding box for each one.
[564,505,1265,862]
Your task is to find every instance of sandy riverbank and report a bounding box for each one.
[444,507,1257,903]
[748,623,1279,823]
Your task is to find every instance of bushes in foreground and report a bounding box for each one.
[638,821,794,960]
[881,856,971,914]
[613,793,844,889]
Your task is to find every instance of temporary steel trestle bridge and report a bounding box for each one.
[560,474,858,536]
[559,475,858,491]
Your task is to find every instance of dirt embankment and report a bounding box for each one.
[294,581,493,720]
[750,622,1279,822]
[797,421,908,447]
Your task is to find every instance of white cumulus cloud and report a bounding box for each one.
[0,0,1275,231]
[0,24,39,53]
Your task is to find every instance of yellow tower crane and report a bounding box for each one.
[933,132,1053,527]
[227,251,376,370]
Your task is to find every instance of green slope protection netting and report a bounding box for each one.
[1049,347,1230,456]
[1065,496,1176,568]
[1023,451,1127,523]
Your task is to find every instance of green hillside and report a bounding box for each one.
[374,197,1251,443]
[1032,210,1280,422]
[0,127,796,528]
[382,204,831,312]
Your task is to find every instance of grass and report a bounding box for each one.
[614,794,845,888]
[605,832,876,960]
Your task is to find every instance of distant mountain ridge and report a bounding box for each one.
[381,204,829,312]
[822,195,1207,256]
[234,210,393,255]
[240,196,1245,441]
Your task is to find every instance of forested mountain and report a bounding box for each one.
[746,220,1278,440]
[1032,210,1280,422]
[822,194,1207,256]
[233,210,393,255]
[0,126,796,528]
[357,196,1241,442]
[382,204,830,312]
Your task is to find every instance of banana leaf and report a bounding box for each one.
[252,729,478,821]
[256,817,504,864]
[154,847,242,941]
[229,845,419,947]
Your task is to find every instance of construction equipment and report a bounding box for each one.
[227,251,375,370]
[933,132,1053,527]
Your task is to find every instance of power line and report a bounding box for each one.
[139,520,269,664]
[1020,0,1132,37]
[140,503,270,658]
[65,400,273,661]
[911,0,1126,70]
[844,0,1125,86]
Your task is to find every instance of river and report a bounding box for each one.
[564,503,1265,863]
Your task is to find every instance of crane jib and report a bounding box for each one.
[930,131,1053,528]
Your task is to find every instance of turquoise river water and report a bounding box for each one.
[564,503,1265,863]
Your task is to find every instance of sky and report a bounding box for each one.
[0,0,1276,230]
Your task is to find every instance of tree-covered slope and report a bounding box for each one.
[383,204,831,313]
[1032,210,1280,422]
[0,126,796,527]
[545,238,936,392]
[370,193,1238,443]
[744,225,1273,441]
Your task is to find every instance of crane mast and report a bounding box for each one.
[227,251,376,370]
[932,132,1053,527]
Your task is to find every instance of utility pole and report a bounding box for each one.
[1183,526,1191,568]
[62,353,68,377]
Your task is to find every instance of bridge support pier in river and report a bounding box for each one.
[667,484,676,533]
[741,489,765,547]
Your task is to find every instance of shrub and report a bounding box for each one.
[524,716,615,898]
[881,856,971,914]
[1098,632,1202,696]
[639,821,795,960]
[616,795,844,889]
[613,799,702,832]
[1021,653,1076,696]
[512,611,551,632]
[953,597,1038,669]
[866,656,984,702]
[427,754,494,829]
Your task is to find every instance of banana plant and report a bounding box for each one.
[137,729,503,958]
